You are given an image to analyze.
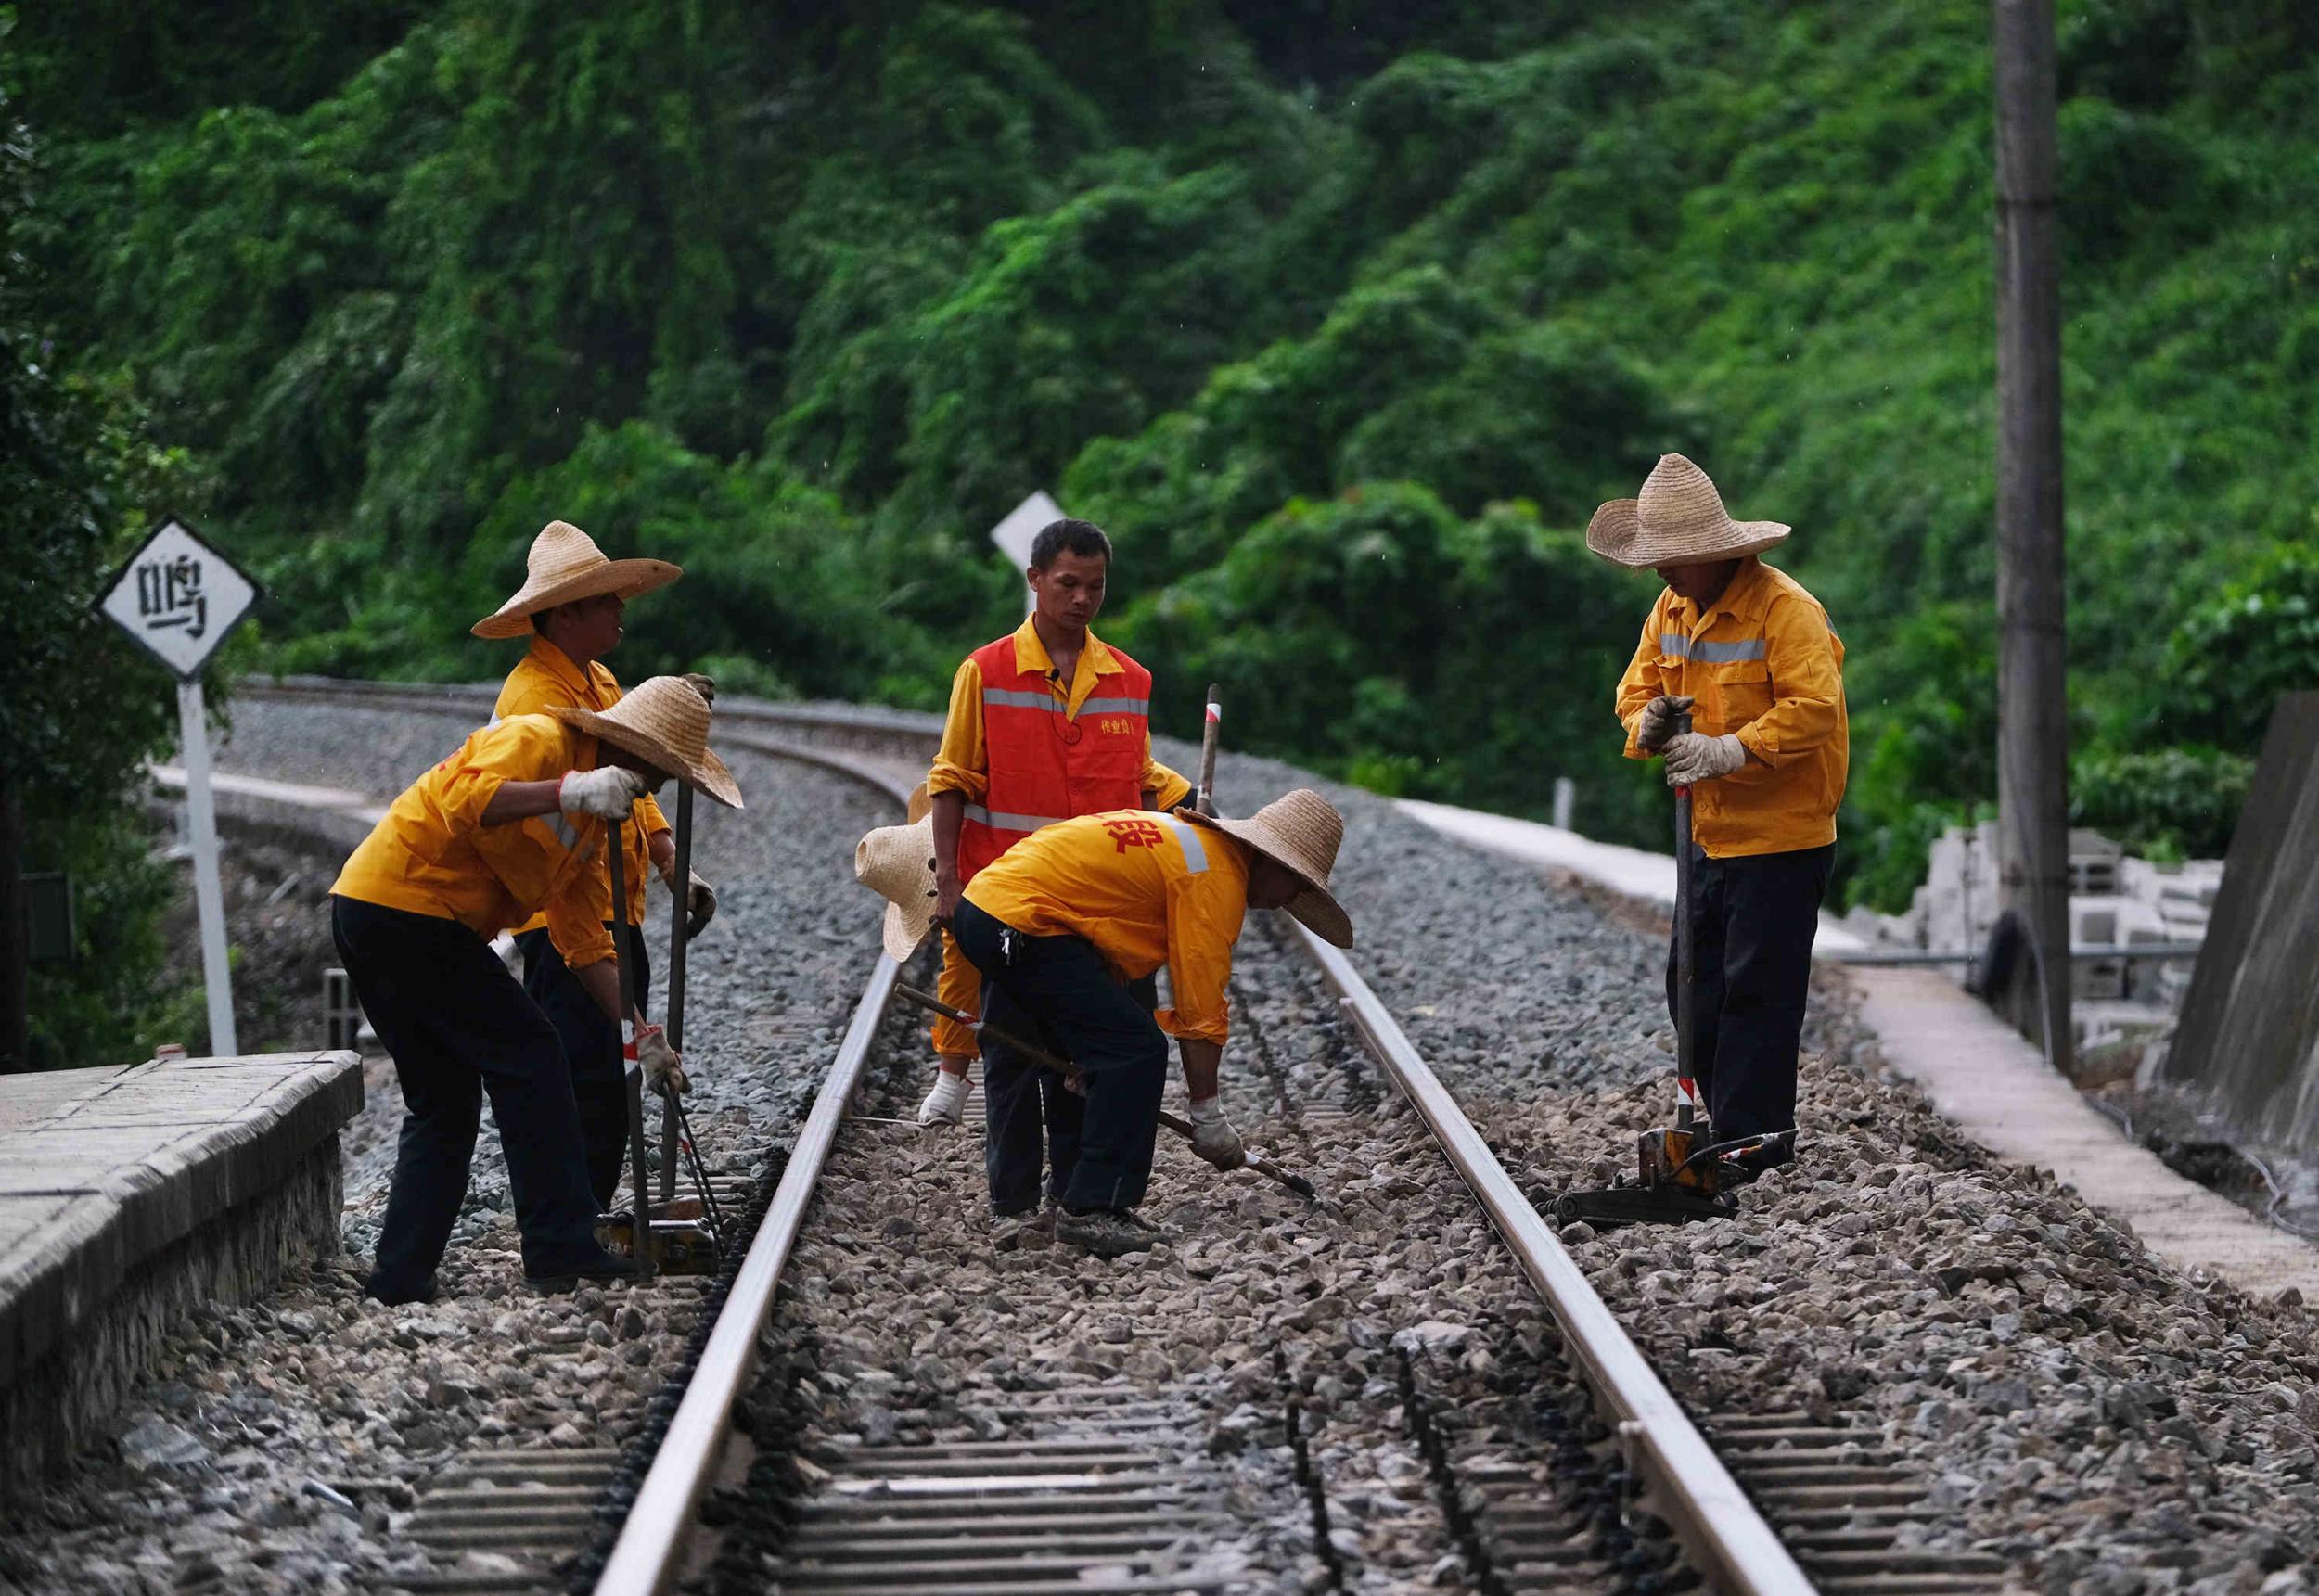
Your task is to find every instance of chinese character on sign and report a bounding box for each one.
[95,517,260,681]
[136,554,209,639]
[1102,816,1166,853]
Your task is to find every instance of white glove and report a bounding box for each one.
[1635,695,1696,753]
[683,869,717,938]
[558,765,651,821]
[919,1068,969,1127]
[1664,732,1749,786]
[1187,1096,1245,1171]
[634,1024,689,1095]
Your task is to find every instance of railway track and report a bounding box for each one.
[229,680,2016,1596]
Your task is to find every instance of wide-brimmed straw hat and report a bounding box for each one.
[471,520,683,639]
[906,780,932,826]
[1585,454,1790,568]
[855,816,938,963]
[544,677,743,809]
[1179,789,1353,948]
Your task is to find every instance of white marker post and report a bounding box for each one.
[989,490,1067,616]
[96,517,262,1058]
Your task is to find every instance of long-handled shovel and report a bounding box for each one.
[605,809,722,1276]
[892,981,1317,1200]
[606,817,656,1283]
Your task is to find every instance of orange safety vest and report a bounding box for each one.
[955,636,1155,883]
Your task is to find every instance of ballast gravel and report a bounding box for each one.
[2,696,2313,1596]
[0,726,891,1596]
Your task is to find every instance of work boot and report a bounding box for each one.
[524,1245,640,1295]
[1057,1208,1166,1258]
[365,1272,440,1308]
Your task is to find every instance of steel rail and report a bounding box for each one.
[588,742,914,1596]
[1287,922,1814,1596]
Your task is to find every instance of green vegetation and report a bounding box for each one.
[1,59,208,1067]
[8,0,2318,1037]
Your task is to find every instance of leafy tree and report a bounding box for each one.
[0,76,199,1068]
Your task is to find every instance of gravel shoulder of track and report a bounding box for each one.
[0,734,890,1596]
[1193,740,2319,1589]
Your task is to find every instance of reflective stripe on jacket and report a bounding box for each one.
[493,637,666,929]
[1613,557,1849,859]
[929,619,1182,884]
[329,715,617,966]
[963,811,1249,1043]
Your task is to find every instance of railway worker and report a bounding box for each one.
[860,789,1351,1258]
[475,519,721,1210]
[916,517,1192,1217]
[330,678,744,1304]
[1590,453,1848,1178]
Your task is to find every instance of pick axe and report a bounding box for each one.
[892,982,1316,1200]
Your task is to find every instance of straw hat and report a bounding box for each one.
[471,520,683,639]
[1585,454,1790,568]
[855,817,939,963]
[544,677,744,809]
[1179,789,1353,948]
[906,780,932,826]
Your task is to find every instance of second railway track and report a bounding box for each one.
[228,679,2018,1596]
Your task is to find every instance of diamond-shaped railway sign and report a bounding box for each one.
[95,517,262,680]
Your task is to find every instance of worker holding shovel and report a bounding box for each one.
[475,518,723,1211]
[858,790,1352,1258]
[1591,454,1849,1181]
[329,679,742,1302]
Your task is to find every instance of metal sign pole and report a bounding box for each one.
[175,677,237,1057]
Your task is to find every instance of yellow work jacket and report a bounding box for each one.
[493,638,667,929]
[331,715,618,966]
[1614,558,1848,859]
[963,811,1249,1044]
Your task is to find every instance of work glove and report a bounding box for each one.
[918,1067,969,1127]
[683,869,717,938]
[1635,695,1696,753]
[1663,731,1749,786]
[633,1024,689,1096]
[681,671,716,705]
[559,765,652,821]
[1187,1096,1246,1171]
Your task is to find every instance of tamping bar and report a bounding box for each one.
[608,816,656,1283]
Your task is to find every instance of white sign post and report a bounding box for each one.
[96,517,262,1058]
[989,490,1066,616]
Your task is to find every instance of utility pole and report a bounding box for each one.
[1992,0,2072,1075]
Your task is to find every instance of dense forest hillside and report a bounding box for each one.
[13,0,2319,911]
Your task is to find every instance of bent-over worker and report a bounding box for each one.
[330,678,743,1304]
[477,517,720,1208]
[859,790,1351,1258]
[1591,453,1848,1175]
[919,517,1190,1219]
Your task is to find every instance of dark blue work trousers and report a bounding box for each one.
[332,896,603,1296]
[951,900,1168,1215]
[1667,842,1833,1148]
[517,923,649,1210]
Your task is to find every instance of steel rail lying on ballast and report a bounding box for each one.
[1287,922,1816,1596]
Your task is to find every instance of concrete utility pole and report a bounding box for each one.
[1992,0,2072,1075]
